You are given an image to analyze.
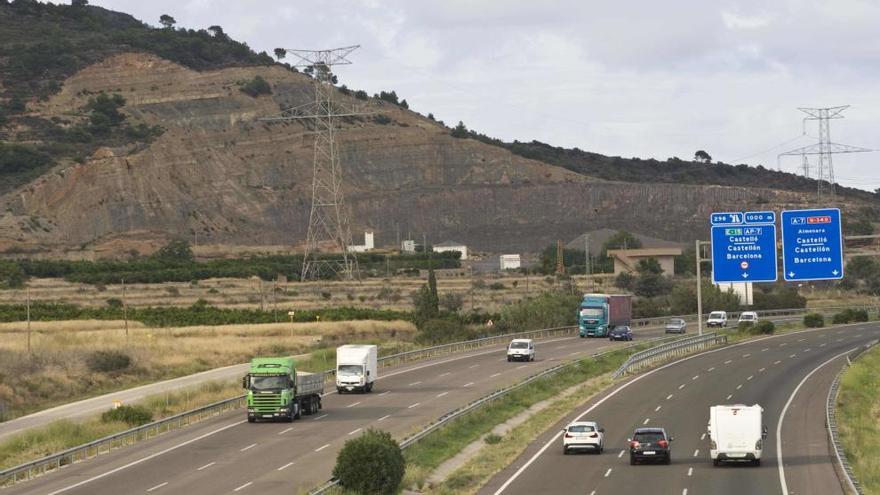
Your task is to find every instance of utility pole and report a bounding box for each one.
[584,234,591,276]
[555,240,565,275]
[695,240,710,336]
[260,46,363,281]
[778,106,871,202]
[26,287,31,354]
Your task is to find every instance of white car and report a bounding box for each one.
[562,421,605,454]
[507,339,535,362]
[707,311,728,328]
[737,312,759,325]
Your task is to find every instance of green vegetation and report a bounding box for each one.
[239,75,272,97]
[333,428,405,495]
[842,257,880,295]
[837,345,880,494]
[803,313,825,328]
[496,291,580,332]
[9,241,460,284]
[738,320,775,335]
[832,308,869,324]
[86,350,132,372]
[100,404,152,426]
[0,301,409,327]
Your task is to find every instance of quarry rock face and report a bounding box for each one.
[0,53,846,254]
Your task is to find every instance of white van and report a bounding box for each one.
[707,311,728,328]
[336,345,378,393]
[708,404,767,466]
[507,339,535,362]
[738,311,759,325]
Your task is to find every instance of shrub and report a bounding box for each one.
[484,433,503,445]
[832,311,852,324]
[105,297,123,309]
[472,279,487,289]
[439,293,463,312]
[803,313,825,328]
[489,282,505,290]
[753,320,775,334]
[333,428,404,495]
[416,317,471,345]
[239,76,271,97]
[86,350,132,373]
[101,404,153,426]
[321,291,332,300]
[851,309,870,322]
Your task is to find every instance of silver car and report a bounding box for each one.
[665,318,687,334]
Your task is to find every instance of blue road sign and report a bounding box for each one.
[711,211,778,283]
[781,208,844,281]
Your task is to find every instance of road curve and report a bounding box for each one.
[4,326,669,495]
[479,322,879,495]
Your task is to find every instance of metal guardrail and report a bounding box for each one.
[825,340,878,495]
[0,395,247,487]
[309,333,704,494]
[612,332,727,378]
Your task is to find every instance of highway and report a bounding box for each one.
[4,326,670,495]
[481,322,879,495]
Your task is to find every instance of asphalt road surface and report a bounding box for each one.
[480,322,879,495]
[5,326,671,495]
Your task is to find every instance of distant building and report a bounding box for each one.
[606,248,682,275]
[500,254,521,270]
[348,231,375,253]
[433,240,468,260]
[401,239,416,253]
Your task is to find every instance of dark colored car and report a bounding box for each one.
[628,427,673,465]
[609,326,633,341]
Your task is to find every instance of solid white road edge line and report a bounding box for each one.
[45,420,246,495]
[491,324,853,495]
[776,348,855,495]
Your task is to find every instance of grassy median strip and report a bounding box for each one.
[837,344,880,495]
[0,379,240,470]
[399,345,645,492]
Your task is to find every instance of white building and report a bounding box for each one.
[401,239,416,253]
[348,231,374,253]
[715,281,754,306]
[433,240,468,260]
[500,254,521,270]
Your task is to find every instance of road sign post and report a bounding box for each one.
[711,211,778,284]
[781,208,844,281]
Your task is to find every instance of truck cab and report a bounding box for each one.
[243,357,323,423]
[336,345,378,394]
[578,294,632,338]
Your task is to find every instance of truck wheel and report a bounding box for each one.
[713,459,719,466]
[367,382,373,393]
[293,404,301,420]
[248,416,255,423]
[336,387,343,394]
[630,455,636,465]
[664,455,671,465]
[753,459,761,467]
[507,356,511,362]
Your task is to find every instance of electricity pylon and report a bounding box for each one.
[261,46,363,281]
[778,106,871,202]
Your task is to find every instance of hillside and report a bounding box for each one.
[0,2,875,256]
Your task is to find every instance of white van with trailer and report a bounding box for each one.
[336,345,378,393]
[708,404,768,466]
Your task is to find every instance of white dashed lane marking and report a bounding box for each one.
[313,414,328,421]
[315,444,330,452]
[655,405,662,412]
[240,443,256,452]
[147,482,168,492]
[348,428,362,436]
[726,394,733,400]
[724,360,733,364]
[666,394,673,400]
[688,467,694,476]
[409,381,422,386]
[604,468,613,478]
[408,402,421,409]
[693,449,699,457]
[377,415,390,422]
[278,427,293,435]
[700,433,706,441]
[618,450,625,458]
[436,392,449,398]
[643,418,650,425]
[346,402,361,408]
[233,482,253,492]
[196,462,215,471]
[277,462,294,471]
[679,384,686,390]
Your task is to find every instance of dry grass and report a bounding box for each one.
[837,345,880,495]
[0,319,415,420]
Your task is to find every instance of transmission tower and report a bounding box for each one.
[261,46,363,281]
[778,106,871,202]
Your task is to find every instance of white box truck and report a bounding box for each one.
[708,404,767,466]
[336,345,378,393]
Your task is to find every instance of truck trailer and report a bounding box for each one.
[708,404,767,466]
[243,357,324,422]
[336,344,378,393]
[578,293,632,337]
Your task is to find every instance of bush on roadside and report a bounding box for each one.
[333,428,404,495]
[484,433,503,444]
[101,404,153,426]
[803,313,825,328]
[416,317,473,345]
[86,350,131,373]
[753,320,775,334]
[737,321,753,331]
[833,309,869,324]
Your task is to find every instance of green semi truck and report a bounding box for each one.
[242,357,324,422]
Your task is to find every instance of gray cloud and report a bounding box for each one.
[91,0,879,191]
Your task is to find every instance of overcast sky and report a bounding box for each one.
[91,0,880,192]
